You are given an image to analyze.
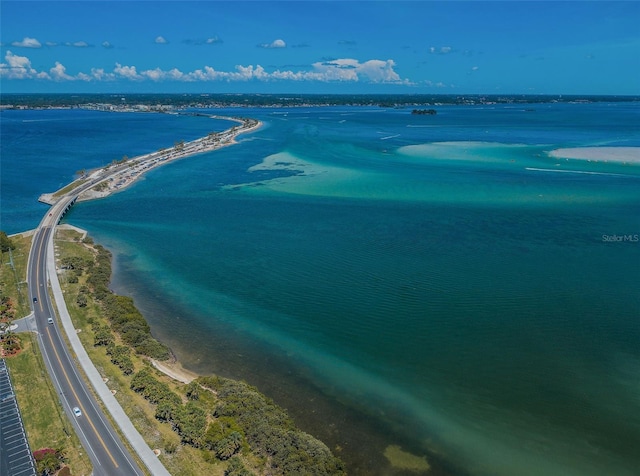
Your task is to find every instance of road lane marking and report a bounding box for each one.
[33,227,50,313]
[36,220,144,475]
[46,328,119,468]
[36,329,100,464]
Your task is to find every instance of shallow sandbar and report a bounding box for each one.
[548,147,640,164]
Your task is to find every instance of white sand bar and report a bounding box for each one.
[548,147,640,164]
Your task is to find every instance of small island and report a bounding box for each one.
[411,109,437,115]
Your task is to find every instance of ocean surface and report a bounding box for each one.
[2,103,640,475]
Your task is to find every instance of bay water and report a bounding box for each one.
[2,103,639,475]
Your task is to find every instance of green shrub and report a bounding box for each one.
[84,248,170,360]
[200,377,345,474]
[225,456,255,476]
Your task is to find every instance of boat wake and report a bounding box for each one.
[525,167,635,178]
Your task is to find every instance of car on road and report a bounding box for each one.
[33,297,38,303]
[73,407,82,417]
[47,318,54,325]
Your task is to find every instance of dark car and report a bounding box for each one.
[33,297,38,303]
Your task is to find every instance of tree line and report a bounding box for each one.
[80,242,170,360]
[127,368,346,475]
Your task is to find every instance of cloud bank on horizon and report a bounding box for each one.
[1,49,408,85]
[1,1,638,94]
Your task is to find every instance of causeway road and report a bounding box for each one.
[28,211,146,475]
[28,180,170,475]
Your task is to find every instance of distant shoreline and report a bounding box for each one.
[2,92,640,112]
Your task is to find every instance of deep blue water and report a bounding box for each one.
[1,109,230,233]
[2,103,640,476]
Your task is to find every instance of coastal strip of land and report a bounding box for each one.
[39,115,262,205]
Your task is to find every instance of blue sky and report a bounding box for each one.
[1,1,639,94]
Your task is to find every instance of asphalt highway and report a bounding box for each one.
[28,204,145,476]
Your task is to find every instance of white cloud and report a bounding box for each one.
[430,46,454,55]
[311,58,404,83]
[141,67,186,81]
[50,62,75,81]
[141,68,164,81]
[357,59,402,83]
[5,51,32,70]
[206,37,223,45]
[45,41,58,47]
[311,59,359,81]
[102,41,114,49]
[155,36,168,44]
[90,68,115,81]
[259,39,286,49]
[12,37,42,48]
[65,41,90,48]
[0,54,410,85]
[76,72,91,81]
[0,51,40,79]
[166,68,185,80]
[114,63,143,80]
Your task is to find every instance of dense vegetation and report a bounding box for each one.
[128,367,346,475]
[0,232,16,323]
[2,92,638,109]
[0,231,20,355]
[202,376,346,475]
[33,447,68,475]
[80,241,171,360]
[0,231,16,253]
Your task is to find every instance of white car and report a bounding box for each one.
[73,407,82,417]
[47,318,54,325]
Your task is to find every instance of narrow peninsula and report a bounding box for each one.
[39,115,262,205]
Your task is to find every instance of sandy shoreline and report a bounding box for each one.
[548,146,640,164]
[151,359,198,384]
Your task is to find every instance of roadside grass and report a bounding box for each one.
[52,179,88,198]
[2,231,92,475]
[1,232,33,318]
[5,333,93,476]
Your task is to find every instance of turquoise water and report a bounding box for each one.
[3,103,640,475]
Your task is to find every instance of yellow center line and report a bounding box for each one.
[46,328,119,468]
